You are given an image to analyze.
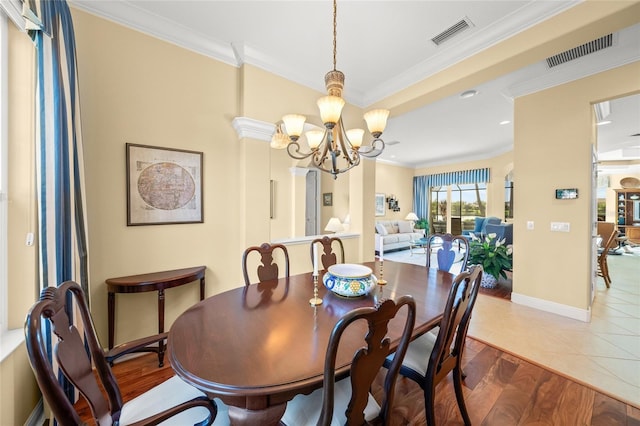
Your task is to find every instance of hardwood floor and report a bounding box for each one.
[75,338,640,425]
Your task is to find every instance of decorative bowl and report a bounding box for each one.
[620,177,640,189]
[323,264,377,297]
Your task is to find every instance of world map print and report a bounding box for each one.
[137,162,196,210]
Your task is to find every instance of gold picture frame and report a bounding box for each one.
[126,143,203,225]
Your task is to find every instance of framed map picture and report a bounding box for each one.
[126,143,203,225]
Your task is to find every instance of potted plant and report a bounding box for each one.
[414,218,428,230]
[468,233,513,288]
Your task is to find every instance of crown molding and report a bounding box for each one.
[69,0,579,109]
[68,0,237,67]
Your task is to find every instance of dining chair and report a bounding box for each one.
[425,233,469,273]
[385,265,483,426]
[310,236,345,271]
[597,227,618,288]
[24,280,218,426]
[242,242,290,286]
[281,296,416,425]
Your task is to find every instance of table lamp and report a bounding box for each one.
[405,212,419,226]
[325,217,343,233]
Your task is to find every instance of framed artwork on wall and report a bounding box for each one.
[323,192,333,206]
[126,143,203,225]
[375,193,385,216]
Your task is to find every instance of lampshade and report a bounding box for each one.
[405,212,419,221]
[363,109,389,137]
[324,217,343,233]
[305,130,325,150]
[270,128,290,149]
[317,96,345,126]
[346,128,364,148]
[282,114,306,138]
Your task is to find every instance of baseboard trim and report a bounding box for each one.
[511,292,591,322]
[25,398,44,426]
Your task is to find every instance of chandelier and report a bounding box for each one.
[270,0,389,179]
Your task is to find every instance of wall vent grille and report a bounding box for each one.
[431,18,472,46]
[546,34,613,68]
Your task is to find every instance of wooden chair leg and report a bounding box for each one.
[424,384,437,426]
[453,367,471,425]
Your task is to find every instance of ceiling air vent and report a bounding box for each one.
[431,18,473,46]
[546,34,613,68]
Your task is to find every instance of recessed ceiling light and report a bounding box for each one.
[460,90,477,99]
[499,120,511,125]
[597,120,612,126]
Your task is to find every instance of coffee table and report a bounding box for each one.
[409,237,429,255]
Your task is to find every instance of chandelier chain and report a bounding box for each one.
[332,0,337,71]
[274,0,387,179]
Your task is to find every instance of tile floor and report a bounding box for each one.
[468,248,640,408]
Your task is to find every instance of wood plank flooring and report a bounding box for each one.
[74,337,640,425]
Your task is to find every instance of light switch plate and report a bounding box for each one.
[550,222,570,232]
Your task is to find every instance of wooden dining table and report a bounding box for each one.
[168,260,455,426]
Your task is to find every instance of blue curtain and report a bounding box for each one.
[413,168,491,220]
[24,0,88,407]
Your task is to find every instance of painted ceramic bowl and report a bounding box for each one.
[323,264,377,297]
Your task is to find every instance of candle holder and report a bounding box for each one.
[377,260,387,285]
[309,275,323,306]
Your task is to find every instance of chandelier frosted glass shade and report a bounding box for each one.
[317,96,345,126]
[364,109,390,137]
[282,114,306,140]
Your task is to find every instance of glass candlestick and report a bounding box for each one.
[377,260,387,285]
[309,275,323,306]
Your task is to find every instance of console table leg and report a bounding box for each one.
[157,289,165,367]
[108,292,115,349]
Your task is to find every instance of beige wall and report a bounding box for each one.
[375,162,416,221]
[73,9,243,344]
[514,62,640,311]
[71,9,373,348]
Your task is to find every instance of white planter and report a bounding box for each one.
[480,272,498,288]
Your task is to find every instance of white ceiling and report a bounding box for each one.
[69,0,640,174]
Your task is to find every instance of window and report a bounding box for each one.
[429,186,448,233]
[429,183,488,235]
[453,183,487,232]
[0,7,28,361]
[1,9,9,336]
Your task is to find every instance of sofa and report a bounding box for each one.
[375,220,424,254]
[471,216,513,246]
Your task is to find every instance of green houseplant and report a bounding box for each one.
[414,218,428,230]
[468,233,513,288]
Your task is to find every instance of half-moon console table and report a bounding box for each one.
[106,265,206,366]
